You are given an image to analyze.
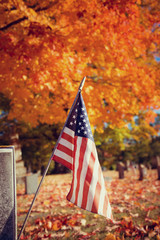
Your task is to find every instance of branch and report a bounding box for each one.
[0,0,58,31]
[4,6,17,11]
[0,17,27,31]
[35,0,59,12]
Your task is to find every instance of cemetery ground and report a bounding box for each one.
[17,170,160,240]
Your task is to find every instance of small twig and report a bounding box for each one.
[0,0,58,31]
[0,17,27,31]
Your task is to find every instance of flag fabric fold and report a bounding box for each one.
[52,92,113,220]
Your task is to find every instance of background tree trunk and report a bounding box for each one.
[117,162,125,179]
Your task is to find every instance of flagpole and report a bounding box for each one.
[17,76,86,240]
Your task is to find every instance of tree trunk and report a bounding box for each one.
[117,162,125,179]
[156,157,160,180]
[157,165,160,180]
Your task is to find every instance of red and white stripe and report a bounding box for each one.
[67,136,113,220]
[52,126,113,219]
[52,127,74,170]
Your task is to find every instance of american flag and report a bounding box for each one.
[52,92,113,219]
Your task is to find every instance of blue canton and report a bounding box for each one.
[66,93,94,141]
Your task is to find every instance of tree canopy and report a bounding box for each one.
[0,0,160,129]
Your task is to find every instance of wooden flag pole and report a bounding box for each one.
[17,76,86,240]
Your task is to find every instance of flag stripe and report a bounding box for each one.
[106,201,113,219]
[77,138,92,207]
[54,149,72,163]
[61,132,74,145]
[91,164,102,213]
[86,147,99,211]
[59,138,74,150]
[53,155,72,170]
[67,138,78,200]
[57,143,73,157]
[70,137,82,203]
[74,137,87,205]
[98,173,106,215]
[52,127,75,170]
[103,195,110,217]
[64,126,74,136]
[81,142,95,210]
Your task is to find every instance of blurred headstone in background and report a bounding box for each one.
[104,176,112,182]
[0,146,17,240]
[139,164,147,180]
[25,173,38,195]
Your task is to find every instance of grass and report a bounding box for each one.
[17,170,160,239]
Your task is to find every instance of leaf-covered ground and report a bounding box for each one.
[17,170,160,240]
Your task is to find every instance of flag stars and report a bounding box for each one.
[66,97,93,141]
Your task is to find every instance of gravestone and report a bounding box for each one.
[139,164,147,180]
[0,146,17,240]
[104,176,112,182]
[25,173,38,194]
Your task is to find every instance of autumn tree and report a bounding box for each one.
[0,0,160,129]
[116,113,158,166]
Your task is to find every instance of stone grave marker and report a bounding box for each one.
[25,173,38,195]
[139,164,147,180]
[0,146,17,240]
